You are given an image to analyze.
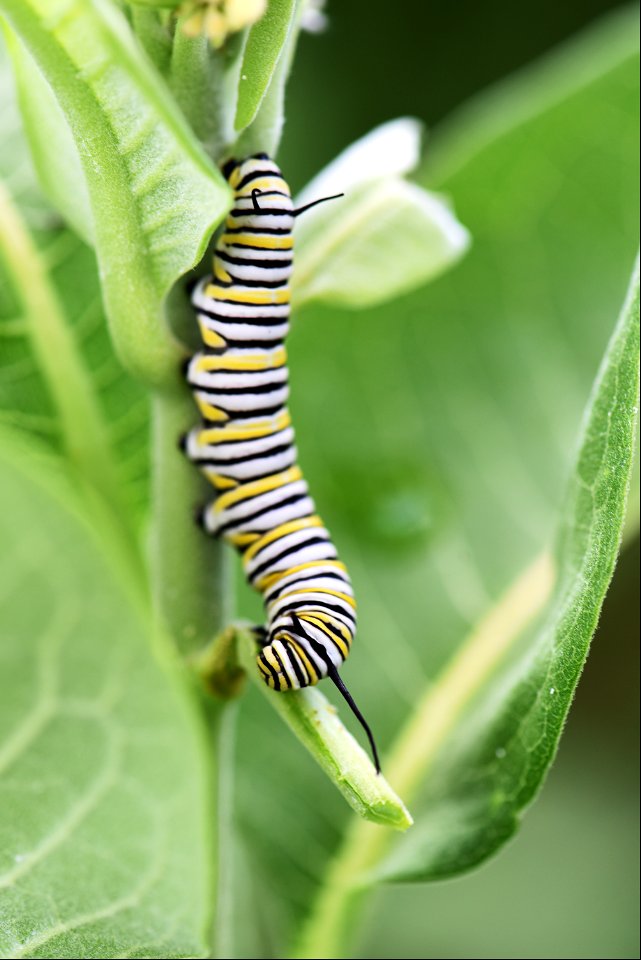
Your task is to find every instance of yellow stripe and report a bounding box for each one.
[301,611,352,643]
[214,262,232,283]
[194,347,286,373]
[196,396,228,422]
[263,647,289,690]
[255,559,347,592]
[202,470,237,489]
[241,516,323,565]
[198,410,291,444]
[222,233,293,250]
[276,588,356,608]
[215,465,302,512]
[197,323,227,349]
[301,614,350,656]
[228,531,261,547]
[204,284,290,306]
[233,175,288,194]
[257,659,274,686]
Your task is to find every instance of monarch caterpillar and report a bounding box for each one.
[182,154,380,772]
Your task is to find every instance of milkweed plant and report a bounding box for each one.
[0,1,638,958]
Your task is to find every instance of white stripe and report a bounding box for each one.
[195,385,288,413]
[189,427,295,461]
[243,526,326,577]
[223,498,316,536]
[198,314,289,342]
[248,540,338,579]
[221,262,292,283]
[267,591,355,621]
[210,448,296,482]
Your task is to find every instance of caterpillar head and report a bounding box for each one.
[222,153,344,222]
[222,154,295,224]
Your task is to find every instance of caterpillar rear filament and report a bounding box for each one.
[182,153,380,772]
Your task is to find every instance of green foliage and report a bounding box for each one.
[0,2,638,958]
[1,0,231,386]
[234,0,297,132]
[374,261,639,884]
[0,436,211,959]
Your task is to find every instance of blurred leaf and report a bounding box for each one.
[4,29,92,245]
[292,118,470,309]
[373,259,639,883]
[292,177,470,309]
[232,8,639,949]
[0,436,210,959]
[0,41,150,521]
[0,0,231,386]
[294,118,424,206]
[234,0,297,132]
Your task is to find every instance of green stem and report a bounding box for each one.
[211,700,239,959]
[150,384,231,655]
[151,383,234,959]
[292,551,556,959]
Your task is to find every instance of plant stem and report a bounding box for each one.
[151,383,234,959]
[292,551,556,959]
[150,384,231,656]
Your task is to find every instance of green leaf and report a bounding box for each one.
[229,9,639,953]
[3,29,93,245]
[291,118,469,309]
[293,177,470,309]
[0,40,150,525]
[234,0,297,133]
[0,435,212,959]
[373,259,639,884]
[0,0,231,387]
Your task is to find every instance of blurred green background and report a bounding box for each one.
[1,1,637,957]
[273,2,638,957]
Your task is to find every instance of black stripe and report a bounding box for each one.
[225,225,290,236]
[236,169,283,190]
[189,380,287,397]
[248,533,333,582]
[217,493,311,537]
[209,338,287,350]
[196,306,288,324]
[217,274,289,289]
[217,251,292,269]
[190,333,286,352]
[270,646,291,689]
[193,427,292,450]
[292,628,333,669]
[226,240,291,252]
[263,570,349,605]
[257,651,280,688]
[191,441,294,468]
[230,208,292,218]
[305,615,353,646]
[275,598,356,624]
[279,642,307,688]
[202,403,285,423]
[209,291,290,307]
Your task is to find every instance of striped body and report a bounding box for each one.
[184,155,355,691]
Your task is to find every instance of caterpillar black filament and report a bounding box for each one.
[182,154,380,771]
